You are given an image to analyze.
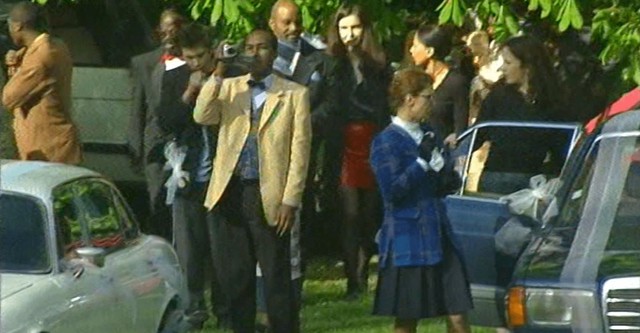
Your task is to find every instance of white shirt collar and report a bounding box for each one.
[392,116,423,144]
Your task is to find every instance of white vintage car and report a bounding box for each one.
[0,160,188,333]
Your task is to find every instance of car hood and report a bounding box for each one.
[0,273,48,300]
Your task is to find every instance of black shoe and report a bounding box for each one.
[216,316,233,330]
[344,286,364,301]
[184,308,208,331]
[255,322,270,333]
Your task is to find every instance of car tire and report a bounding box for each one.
[157,301,189,333]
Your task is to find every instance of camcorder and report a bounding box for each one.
[216,42,253,75]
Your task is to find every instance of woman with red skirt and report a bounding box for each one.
[325,4,391,299]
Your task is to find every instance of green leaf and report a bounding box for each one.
[540,0,552,18]
[438,0,454,25]
[452,0,465,26]
[528,0,539,12]
[505,14,519,34]
[210,0,223,26]
[224,0,240,23]
[569,0,583,30]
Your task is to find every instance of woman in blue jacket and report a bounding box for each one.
[370,68,472,333]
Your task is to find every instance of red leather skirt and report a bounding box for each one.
[341,121,377,190]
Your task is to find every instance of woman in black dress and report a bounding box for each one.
[410,25,470,146]
[370,68,472,333]
[325,4,390,299]
[476,35,566,194]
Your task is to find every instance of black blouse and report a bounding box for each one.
[477,83,565,174]
[428,70,470,137]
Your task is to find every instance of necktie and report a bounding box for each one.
[247,79,266,90]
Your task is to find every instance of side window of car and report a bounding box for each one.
[53,179,129,257]
[459,124,576,197]
[53,182,88,258]
[109,187,139,239]
[76,181,126,250]
[608,136,640,251]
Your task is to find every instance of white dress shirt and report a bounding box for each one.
[391,116,445,172]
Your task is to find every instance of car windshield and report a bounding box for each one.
[558,134,640,252]
[0,193,50,273]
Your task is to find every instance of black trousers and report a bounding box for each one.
[215,177,298,333]
[172,182,229,322]
[144,161,172,241]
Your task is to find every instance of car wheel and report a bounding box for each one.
[157,301,189,333]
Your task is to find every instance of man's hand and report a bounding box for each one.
[274,204,296,237]
[5,50,19,66]
[444,132,457,149]
[182,71,203,105]
[5,49,24,77]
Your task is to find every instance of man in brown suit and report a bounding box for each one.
[2,1,81,164]
[194,30,311,333]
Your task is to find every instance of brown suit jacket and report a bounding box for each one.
[194,74,311,225]
[2,34,82,164]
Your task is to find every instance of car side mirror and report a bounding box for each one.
[75,247,106,268]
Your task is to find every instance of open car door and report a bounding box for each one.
[444,121,581,327]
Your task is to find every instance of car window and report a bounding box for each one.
[53,179,128,258]
[53,183,88,258]
[607,137,640,251]
[455,123,577,197]
[109,187,139,239]
[0,193,49,272]
[556,143,598,227]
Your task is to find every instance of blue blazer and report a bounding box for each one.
[370,123,454,268]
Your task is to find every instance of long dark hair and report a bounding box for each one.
[326,4,386,71]
[502,35,562,109]
[415,24,452,63]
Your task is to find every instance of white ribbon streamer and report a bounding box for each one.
[163,141,190,205]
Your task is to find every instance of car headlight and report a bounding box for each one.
[507,286,597,328]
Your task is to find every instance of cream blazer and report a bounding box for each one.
[194,73,311,225]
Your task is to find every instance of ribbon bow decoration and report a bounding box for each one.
[163,141,190,205]
[499,174,561,221]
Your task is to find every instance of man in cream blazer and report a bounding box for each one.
[194,29,310,333]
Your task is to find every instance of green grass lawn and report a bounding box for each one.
[195,257,494,333]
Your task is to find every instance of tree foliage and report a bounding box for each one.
[175,0,639,89]
[26,0,640,88]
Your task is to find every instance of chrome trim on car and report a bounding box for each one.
[602,276,640,332]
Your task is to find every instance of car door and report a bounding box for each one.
[50,179,131,333]
[73,178,171,332]
[444,121,580,326]
[100,182,171,331]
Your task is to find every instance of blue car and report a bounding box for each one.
[446,110,640,332]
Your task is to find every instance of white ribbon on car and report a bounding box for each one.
[163,141,190,205]
[499,174,561,221]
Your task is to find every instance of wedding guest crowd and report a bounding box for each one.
[3,1,616,332]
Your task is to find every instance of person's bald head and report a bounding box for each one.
[269,0,302,43]
[8,1,45,46]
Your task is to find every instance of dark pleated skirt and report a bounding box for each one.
[373,237,473,319]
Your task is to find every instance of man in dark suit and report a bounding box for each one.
[171,23,237,330]
[268,0,335,262]
[127,9,187,240]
